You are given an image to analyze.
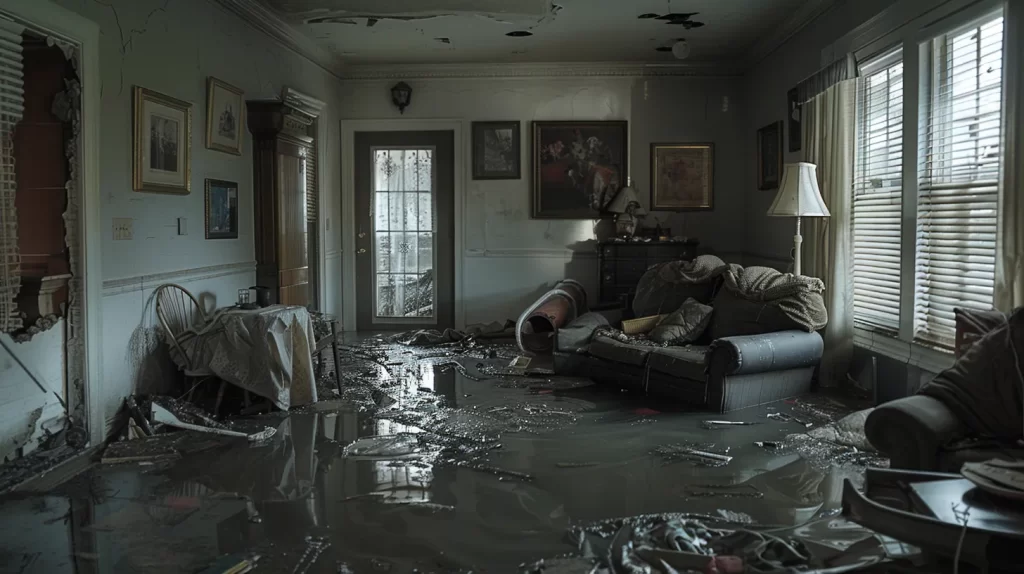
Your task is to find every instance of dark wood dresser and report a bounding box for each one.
[598,239,699,304]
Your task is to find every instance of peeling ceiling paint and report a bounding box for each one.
[260,0,812,65]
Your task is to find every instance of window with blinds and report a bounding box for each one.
[915,14,1004,347]
[853,52,903,332]
[0,18,24,333]
[305,119,318,223]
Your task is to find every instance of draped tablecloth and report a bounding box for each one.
[170,305,318,410]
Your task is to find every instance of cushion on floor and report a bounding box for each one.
[589,335,655,367]
[647,345,709,380]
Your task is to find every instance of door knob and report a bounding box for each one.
[358,248,367,254]
[358,232,366,238]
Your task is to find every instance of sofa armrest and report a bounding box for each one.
[865,395,968,471]
[708,330,823,376]
[555,311,621,353]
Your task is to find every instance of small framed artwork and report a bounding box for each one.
[757,121,784,190]
[650,143,714,211]
[787,86,802,153]
[206,77,244,155]
[205,179,239,239]
[133,86,192,194]
[472,121,520,179]
[531,120,628,218]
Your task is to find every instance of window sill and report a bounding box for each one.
[853,325,955,374]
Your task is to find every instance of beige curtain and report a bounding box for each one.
[996,2,1023,311]
[801,79,856,387]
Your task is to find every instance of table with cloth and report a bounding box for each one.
[169,305,318,410]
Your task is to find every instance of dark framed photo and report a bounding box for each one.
[757,121,784,191]
[651,143,714,211]
[472,121,520,179]
[531,120,628,219]
[787,86,801,153]
[133,86,192,194]
[205,179,238,239]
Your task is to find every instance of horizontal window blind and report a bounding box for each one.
[305,120,318,223]
[915,14,1003,347]
[0,18,24,333]
[853,54,903,332]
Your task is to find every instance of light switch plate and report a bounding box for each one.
[177,217,187,236]
[113,218,133,241]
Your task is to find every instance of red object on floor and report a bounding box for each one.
[633,407,660,416]
[705,556,743,574]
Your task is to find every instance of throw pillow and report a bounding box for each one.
[649,298,714,345]
[954,307,1006,359]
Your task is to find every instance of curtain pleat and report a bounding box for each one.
[802,79,856,387]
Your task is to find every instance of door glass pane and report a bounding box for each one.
[372,148,435,319]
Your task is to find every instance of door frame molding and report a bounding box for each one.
[0,0,104,445]
[340,119,465,331]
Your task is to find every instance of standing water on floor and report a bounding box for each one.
[0,338,884,573]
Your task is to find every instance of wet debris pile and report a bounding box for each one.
[756,407,888,471]
[522,512,892,573]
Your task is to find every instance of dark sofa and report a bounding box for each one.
[551,278,825,412]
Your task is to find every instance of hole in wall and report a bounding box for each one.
[506,30,533,37]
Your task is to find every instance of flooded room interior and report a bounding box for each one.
[1,0,1023,572]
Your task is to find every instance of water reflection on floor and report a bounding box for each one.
[0,349,874,573]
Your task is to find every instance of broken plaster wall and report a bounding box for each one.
[45,0,345,436]
[0,323,66,461]
[340,75,745,324]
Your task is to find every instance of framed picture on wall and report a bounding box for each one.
[205,178,238,239]
[206,77,245,155]
[757,121,783,190]
[531,120,628,218]
[472,121,520,179]
[650,143,714,211]
[132,86,192,194]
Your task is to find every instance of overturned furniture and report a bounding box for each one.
[553,256,826,412]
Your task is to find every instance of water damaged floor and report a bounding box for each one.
[0,336,891,573]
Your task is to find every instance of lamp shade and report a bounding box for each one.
[766,162,830,217]
[606,185,646,215]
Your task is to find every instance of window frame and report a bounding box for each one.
[846,0,1011,370]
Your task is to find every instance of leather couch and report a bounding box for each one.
[552,309,824,412]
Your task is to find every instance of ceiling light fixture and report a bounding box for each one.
[671,40,690,60]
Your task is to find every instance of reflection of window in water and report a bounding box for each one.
[372,419,432,503]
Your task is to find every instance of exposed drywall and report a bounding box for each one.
[0,325,66,461]
[36,0,345,437]
[741,0,895,265]
[339,75,745,324]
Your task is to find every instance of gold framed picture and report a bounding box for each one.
[650,143,714,211]
[206,77,244,155]
[133,86,192,194]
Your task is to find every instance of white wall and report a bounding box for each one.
[339,75,745,325]
[741,0,896,266]
[26,0,347,437]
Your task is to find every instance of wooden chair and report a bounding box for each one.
[154,283,205,371]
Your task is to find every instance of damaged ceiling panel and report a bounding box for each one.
[259,0,812,64]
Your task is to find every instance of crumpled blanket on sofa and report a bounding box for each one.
[918,308,1023,439]
[720,266,828,332]
[632,255,737,315]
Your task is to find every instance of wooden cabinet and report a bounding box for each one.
[598,240,699,304]
[247,100,316,306]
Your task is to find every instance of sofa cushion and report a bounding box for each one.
[589,334,654,367]
[706,288,805,339]
[650,298,714,345]
[647,345,709,380]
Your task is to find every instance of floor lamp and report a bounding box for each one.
[766,162,830,276]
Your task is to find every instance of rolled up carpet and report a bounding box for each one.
[516,279,588,354]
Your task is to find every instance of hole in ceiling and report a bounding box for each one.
[657,12,699,22]
[655,46,672,52]
[637,13,660,19]
[506,30,533,37]
[434,37,451,44]
[366,18,378,27]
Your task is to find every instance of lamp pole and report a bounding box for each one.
[793,216,803,276]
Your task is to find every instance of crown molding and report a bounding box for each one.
[338,60,744,81]
[745,0,840,67]
[211,0,345,79]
